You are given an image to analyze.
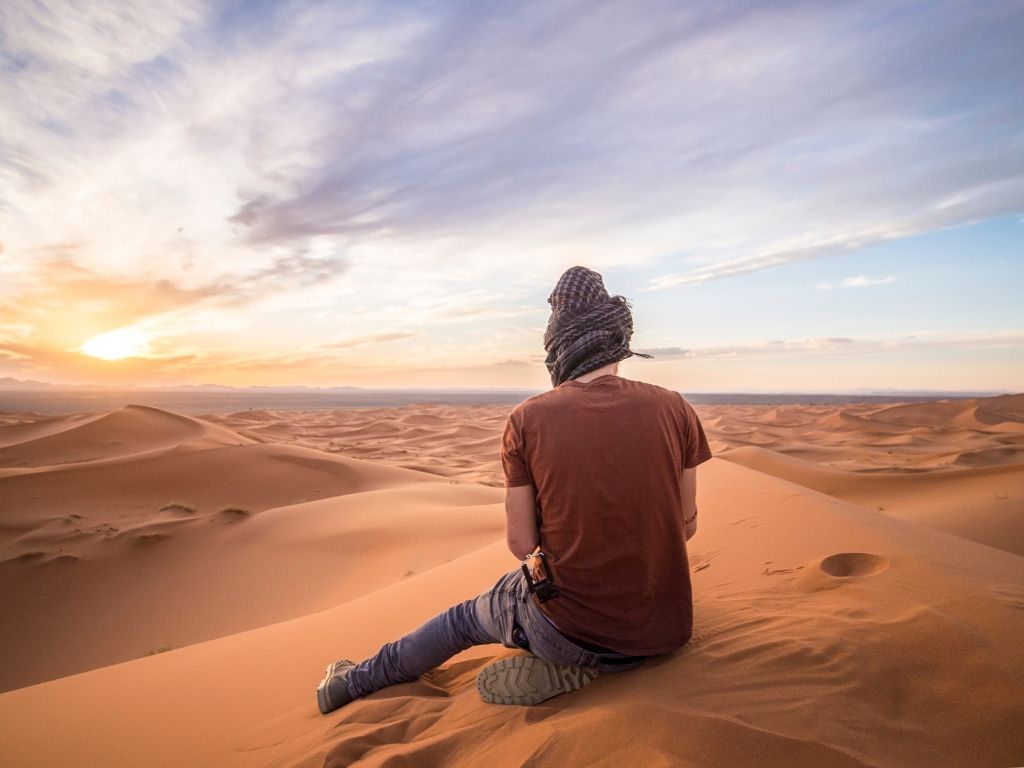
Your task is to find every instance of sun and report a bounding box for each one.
[81,329,150,361]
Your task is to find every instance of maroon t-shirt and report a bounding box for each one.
[501,374,712,656]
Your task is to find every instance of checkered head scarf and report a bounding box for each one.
[543,266,653,387]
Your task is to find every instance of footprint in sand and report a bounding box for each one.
[819,552,890,578]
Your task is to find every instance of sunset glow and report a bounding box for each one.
[0,2,1021,392]
[81,330,150,361]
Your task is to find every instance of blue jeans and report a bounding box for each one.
[346,568,646,699]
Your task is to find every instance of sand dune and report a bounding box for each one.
[0,405,247,467]
[210,395,1024,555]
[206,404,509,486]
[704,394,1024,470]
[1,396,1022,767]
[703,394,1024,557]
[1,460,1022,767]
[0,407,502,691]
[720,445,1024,557]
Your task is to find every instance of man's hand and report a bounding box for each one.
[681,467,698,541]
[505,483,540,560]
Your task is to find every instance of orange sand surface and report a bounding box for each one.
[1,395,1022,767]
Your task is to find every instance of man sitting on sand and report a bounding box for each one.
[317,265,712,713]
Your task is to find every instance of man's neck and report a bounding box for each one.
[572,364,620,384]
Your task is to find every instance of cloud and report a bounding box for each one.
[491,357,545,367]
[637,332,1024,360]
[5,2,1021,284]
[644,241,861,290]
[0,2,1022,386]
[0,335,201,381]
[232,249,349,299]
[318,331,419,349]
[636,346,690,357]
[216,0,1024,285]
[816,275,896,291]
[3,256,231,329]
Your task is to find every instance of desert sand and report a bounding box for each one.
[0,394,1022,767]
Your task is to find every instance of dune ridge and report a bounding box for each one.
[0,396,1022,767]
[0,405,503,692]
[700,394,1024,557]
[1,460,1022,767]
[209,394,1024,555]
[0,405,248,468]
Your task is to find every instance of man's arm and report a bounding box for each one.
[505,483,540,560]
[681,467,698,541]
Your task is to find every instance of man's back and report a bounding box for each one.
[502,373,712,656]
[318,267,712,713]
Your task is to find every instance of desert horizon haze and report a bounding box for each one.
[1,1,1022,392]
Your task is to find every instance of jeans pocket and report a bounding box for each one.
[481,570,531,649]
[517,605,593,667]
[519,600,646,670]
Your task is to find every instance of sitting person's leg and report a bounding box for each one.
[346,595,499,698]
[318,570,524,713]
[474,577,647,705]
[318,568,643,712]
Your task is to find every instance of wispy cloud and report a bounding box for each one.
[4,3,1023,277]
[638,331,1024,360]
[643,241,865,290]
[1,1,1022,387]
[816,275,896,291]
[318,332,419,350]
[0,256,230,338]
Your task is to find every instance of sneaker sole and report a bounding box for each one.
[317,661,345,715]
[476,656,599,706]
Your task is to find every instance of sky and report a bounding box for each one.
[1,0,1022,393]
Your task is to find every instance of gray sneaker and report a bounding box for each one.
[476,655,599,706]
[316,659,356,714]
